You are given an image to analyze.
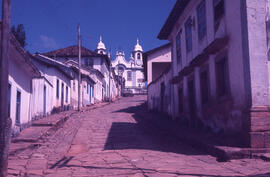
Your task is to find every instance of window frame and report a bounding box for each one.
[215,51,230,98]
[178,83,184,114]
[200,64,210,105]
[85,58,94,67]
[73,81,76,91]
[8,83,11,118]
[213,0,225,29]
[137,53,141,60]
[15,89,21,125]
[66,86,68,103]
[56,79,59,99]
[176,31,182,65]
[197,0,207,41]
[127,71,132,81]
[185,17,193,53]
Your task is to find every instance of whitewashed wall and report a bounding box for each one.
[31,78,54,118]
[8,58,32,128]
[148,68,172,115]
[147,46,171,84]
[31,59,72,110]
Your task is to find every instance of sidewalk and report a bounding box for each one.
[136,103,270,162]
[9,102,111,157]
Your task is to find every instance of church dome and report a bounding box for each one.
[97,36,106,50]
[134,38,143,52]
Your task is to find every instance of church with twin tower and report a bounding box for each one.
[96,36,145,94]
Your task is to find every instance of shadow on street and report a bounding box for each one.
[104,101,205,156]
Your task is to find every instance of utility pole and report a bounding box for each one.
[117,66,120,97]
[0,0,11,176]
[77,25,81,111]
[108,50,111,102]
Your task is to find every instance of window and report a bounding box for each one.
[85,58,93,67]
[87,84,89,94]
[66,86,68,103]
[16,90,21,125]
[8,84,11,117]
[127,71,132,81]
[185,17,193,53]
[178,86,184,113]
[200,68,209,104]
[213,0,224,27]
[197,0,207,40]
[73,81,76,91]
[176,31,182,64]
[137,53,141,60]
[43,85,47,114]
[61,83,64,105]
[216,55,230,97]
[56,79,59,99]
[188,78,197,115]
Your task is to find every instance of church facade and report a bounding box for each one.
[111,39,146,94]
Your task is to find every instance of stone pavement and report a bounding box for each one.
[8,96,270,177]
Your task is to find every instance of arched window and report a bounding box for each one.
[137,53,141,59]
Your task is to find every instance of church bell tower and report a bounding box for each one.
[132,38,143,67]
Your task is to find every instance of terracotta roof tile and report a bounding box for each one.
[43,45,111,66]
[43,45,98,57]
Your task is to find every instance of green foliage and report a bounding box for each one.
[11,24,26,48]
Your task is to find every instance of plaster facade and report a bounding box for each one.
[8,35,41,135]
[144,43,171,85]
[31,54,73,112]
[150,0,270,148]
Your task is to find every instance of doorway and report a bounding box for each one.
[61,83,64,107]
[43,85,46,115]
[188,78,196,125]
[16,90,21,125]
[160,82,165,113]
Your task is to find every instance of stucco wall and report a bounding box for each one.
[164,0,260,134]
[148,68,172,116]
[8,57,32,129]
[82,79,94,106]
[31,78,54,119]
[147,46,171,84]
[31,60,72,110]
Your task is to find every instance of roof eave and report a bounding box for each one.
[157,0,190,40]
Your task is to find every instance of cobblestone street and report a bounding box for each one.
[8,96,270,177]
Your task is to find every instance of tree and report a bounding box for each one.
[11,24,26,48]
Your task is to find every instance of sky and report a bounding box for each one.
[1,0,176,59]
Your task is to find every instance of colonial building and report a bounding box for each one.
[143,43,172,113]
[31,54,74,112]
[143,43,171,85]
[43,44,111,102]
[112,39,146,94]
[8,34,41,135]
[149,0,270,148]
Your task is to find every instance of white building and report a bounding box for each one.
[43,40,118,103]
[8,34,41,135]
[143,43,171,85]
[143,43,172,113]
[31,54,74,113]
[152,0,270,148]
[112,39,146,94]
